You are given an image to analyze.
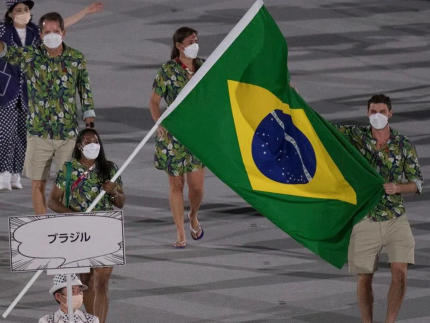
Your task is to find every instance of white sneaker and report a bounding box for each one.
[11,173,23,189]
[0,171,12,191]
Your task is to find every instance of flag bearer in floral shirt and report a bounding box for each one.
[335,94,423,323]
[0,11,95,215]
[48,128,125,323]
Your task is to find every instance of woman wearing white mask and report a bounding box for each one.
[149,27,205,249]
[48,128,125,323]
[0,0,103,191]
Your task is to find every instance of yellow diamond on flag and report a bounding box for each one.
[228,80,357,204]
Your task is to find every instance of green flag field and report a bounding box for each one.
[159,0,384,268]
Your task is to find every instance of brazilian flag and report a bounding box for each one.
[160,0,384,268]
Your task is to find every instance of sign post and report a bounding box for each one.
[3,210,125,322]
[2,120,158,320]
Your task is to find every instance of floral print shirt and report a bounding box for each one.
[336,125,423,221]
[55,158,123,212]
[1,42,95,140]
[153,58,204,106]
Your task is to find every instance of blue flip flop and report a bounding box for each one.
[187,212,204,240]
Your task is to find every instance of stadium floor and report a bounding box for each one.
[1,1,429,322]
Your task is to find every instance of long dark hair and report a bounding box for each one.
[72,129,113,183]
[4,13,12,24]
[170,26,198,59]
[4,6,14,25]
[4,1,33,25]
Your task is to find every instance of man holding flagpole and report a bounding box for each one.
[153,5,419,322]
[334,94,423,323]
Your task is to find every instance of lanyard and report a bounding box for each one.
[71,164,95,191]
[175,58,194,75]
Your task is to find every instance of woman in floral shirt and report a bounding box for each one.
[149,27,205,248]
[48,128,124,323]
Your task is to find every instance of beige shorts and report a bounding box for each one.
[348,214,415,274]
[23,135,76,180]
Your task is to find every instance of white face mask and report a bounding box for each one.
[369,113,389,130]
[43,32,63,49]
[61,294,83,310]
[82,143,100,160]
[183,43,199,59]
[14,12,31,25]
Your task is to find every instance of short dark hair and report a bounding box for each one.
[367,94,392,111]
[171,27,197,60]
[38,12,64,32]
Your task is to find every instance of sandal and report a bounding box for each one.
[187,212,204,240]
[173,241,187,249]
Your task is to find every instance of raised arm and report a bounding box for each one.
[64,2,103,28]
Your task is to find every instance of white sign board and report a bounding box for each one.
[9,211,125,272]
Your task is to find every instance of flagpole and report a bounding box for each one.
[1,270,43,318]
[2,2,265,316]
[66,273,74,322]
[87,123,159,211]
[158,0,264,125]
[2,124,160,319]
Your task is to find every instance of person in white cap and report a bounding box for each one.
[39,273,99,323]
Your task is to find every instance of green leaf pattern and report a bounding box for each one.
[154,132,204,176]
[152,59,205,176]
[55,159,123,212]
[4,43,94,140]
[335,125,423,221]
